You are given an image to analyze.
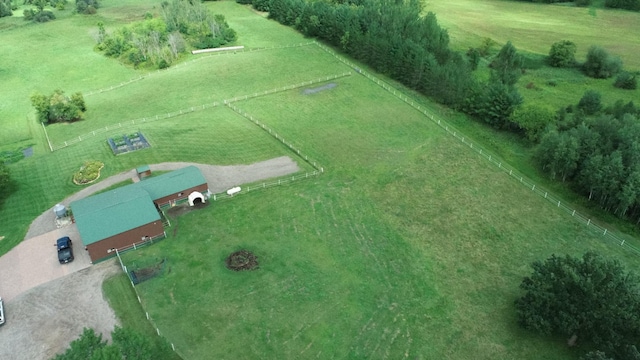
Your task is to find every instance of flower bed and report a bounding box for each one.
[73,160,105,185]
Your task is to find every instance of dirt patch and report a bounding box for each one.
[165,201,210,218]
[0,260,121,360]
[302,82,337,95]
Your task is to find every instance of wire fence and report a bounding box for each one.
[83,42,316,97]
[212,169,324,202]
[114,247,181,357]
[48,72,351,151]
[313,41,640,258]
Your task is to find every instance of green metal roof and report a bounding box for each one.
[137,165,207,200]
[71,166,207,246]
[72,185,160,246]
[136,164,150,173]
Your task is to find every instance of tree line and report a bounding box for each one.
[515,0,640,11]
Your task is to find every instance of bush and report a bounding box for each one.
[605,0,640,11]
[0,0,12,18]
[577,90,602,115]
[583,46,623,79]
[614,71,637,90]
[252,0,270,12]
[548,40,577,68]
[76,0,99,14]
[511,105,555,142]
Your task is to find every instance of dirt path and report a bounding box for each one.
[0,156,300,360]
[25,156,299,239]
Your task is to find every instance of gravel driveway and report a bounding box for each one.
[0,156,300,360]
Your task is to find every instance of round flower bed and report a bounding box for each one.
[73,161,104,185]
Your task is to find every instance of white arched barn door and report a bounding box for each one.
[188,191,205,206]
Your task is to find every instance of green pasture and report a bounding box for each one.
[426,0,640,70]
[45,45,347,145]
[2,1,640,359]
[121,71,640,359]
[425,0,640,110]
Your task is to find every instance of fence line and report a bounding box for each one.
[83,42,316,97]
[227,101,324,169]
[115,245,182,358]
[50,72,351,151]
[313,41,640,257]
[210,170,324,202]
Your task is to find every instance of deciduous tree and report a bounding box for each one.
[548,40,577,67]
[515,252,640,358]
[583,46,623,79]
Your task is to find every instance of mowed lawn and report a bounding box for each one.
[122,70,640,359]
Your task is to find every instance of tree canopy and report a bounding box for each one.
[548,40,577,68]
[583,46,623,79]
[515,252,640,359]
[52,326,170,360]
[30,90,86,124]
[535,100,640,219]
[96,0,236,69]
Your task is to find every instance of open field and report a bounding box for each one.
[425,0,640,70]
[424,0,640,110]
[121,68,640,359]
[3,1,640,359]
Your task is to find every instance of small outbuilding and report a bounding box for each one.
[136,165,151,180]
[71,166,210,262]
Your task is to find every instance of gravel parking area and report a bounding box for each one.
[0,260,121,360]
[0,157,300,360]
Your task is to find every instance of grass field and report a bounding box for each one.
[425,0,640,69]
[3,1,640,359]
[121,69,640,359]
[425,0,640,110]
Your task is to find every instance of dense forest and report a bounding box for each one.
[237,0,640,227]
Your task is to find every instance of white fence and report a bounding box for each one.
[114,246,181,357]
[313,41,640,257]
[48,72,351,151]
[83,42,316,97]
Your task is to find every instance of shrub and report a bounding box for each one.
[577,90,602,115]
[605,0,640,11]
[614,71,637,90]
[548,40,577,68]
[76,0,99,14]
[583,46,623,79]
